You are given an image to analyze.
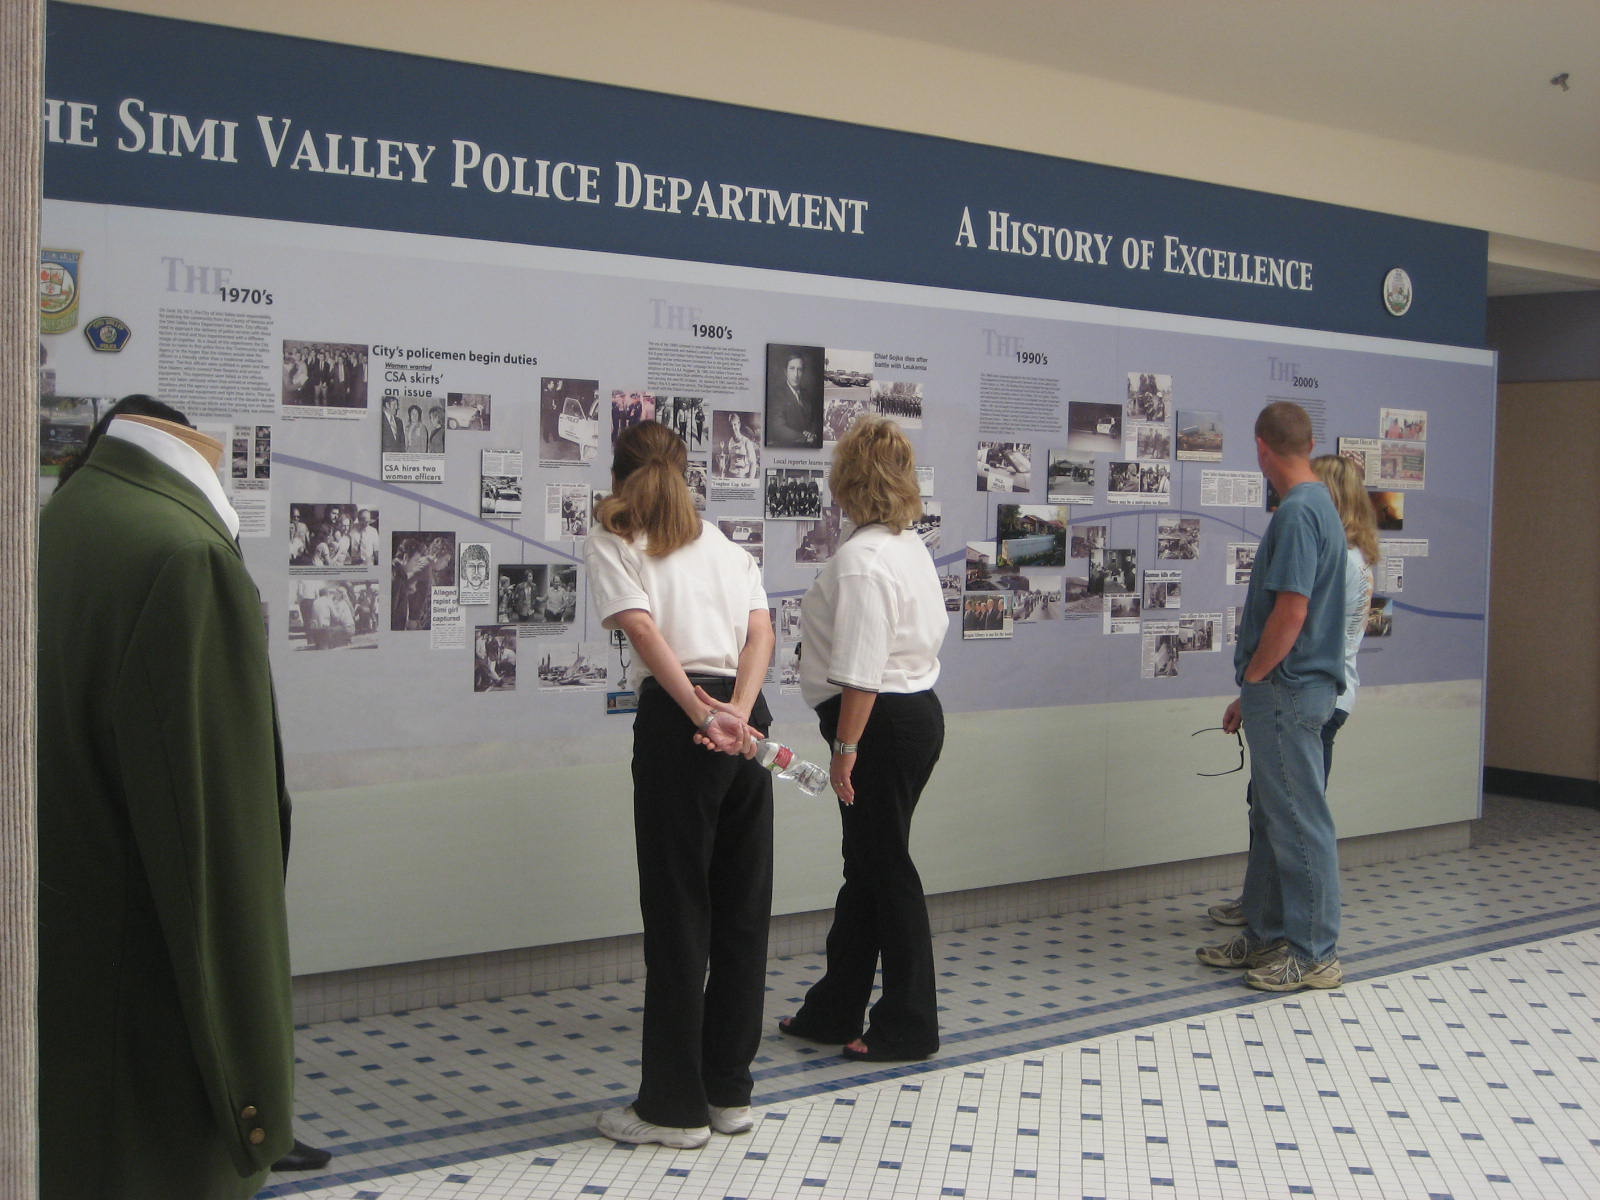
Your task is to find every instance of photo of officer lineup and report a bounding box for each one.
[39,199,1489,757]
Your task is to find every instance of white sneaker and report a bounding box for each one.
[709,1105,754,1135]
[596,1105,710,1149]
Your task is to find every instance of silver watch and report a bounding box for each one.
[832,739,859,755]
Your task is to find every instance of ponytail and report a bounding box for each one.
[596,420,700,557]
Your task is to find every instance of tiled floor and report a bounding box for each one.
[260,796,1600,1199]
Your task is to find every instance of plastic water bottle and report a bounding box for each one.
[753,738,829,796]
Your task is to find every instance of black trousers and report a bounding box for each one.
[631,677,774,1127]
[796,690,944,1055]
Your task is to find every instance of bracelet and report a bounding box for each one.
[697,710,719,732]
[832,739,859,755]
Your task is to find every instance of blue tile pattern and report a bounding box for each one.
[259,796,1600,1199]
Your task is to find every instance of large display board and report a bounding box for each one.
[39,6,1495,972]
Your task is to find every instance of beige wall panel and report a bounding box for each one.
[1486,381,1600,780]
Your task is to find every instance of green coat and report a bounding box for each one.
[37,434,295,1199]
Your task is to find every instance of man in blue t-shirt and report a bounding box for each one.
[1198,401,1348,993]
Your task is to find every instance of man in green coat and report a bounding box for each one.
[37,401,296,1199]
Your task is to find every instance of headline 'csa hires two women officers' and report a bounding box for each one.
[584,420,776,1149]
[784,417,949,1062]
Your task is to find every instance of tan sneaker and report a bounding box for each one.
[1208,899,1247,926]
[1246,956,1344,992]
[1196,934,1286,969]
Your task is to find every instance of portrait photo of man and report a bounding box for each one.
[764,343,823,449]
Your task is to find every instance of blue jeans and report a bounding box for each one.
[1239,677,1340,963]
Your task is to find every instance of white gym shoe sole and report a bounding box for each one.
[709,1104,755,1135]
[596,1105,710,1149]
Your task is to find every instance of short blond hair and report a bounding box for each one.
[829,417,922,531]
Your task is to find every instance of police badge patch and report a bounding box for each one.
[40,249,82,334]
[84,316,132,353]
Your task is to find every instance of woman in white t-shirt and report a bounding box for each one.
[778,417,949,1063]
[1209,452,1378,928]
[584,420,776,1150]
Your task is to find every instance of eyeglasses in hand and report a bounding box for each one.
[1191,726,1244,777]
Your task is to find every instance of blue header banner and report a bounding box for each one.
[44,3,1487,346]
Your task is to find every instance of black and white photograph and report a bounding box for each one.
[1107,460,1143,498]
[497,564,548,625]
[961,592,1013,640]
[252,426,271,479]
[1178,613,1220,653]
[282,339,368,410]
[445,392,491,431]
[1143,569,1182,610]
[778,642,802,692]
[1142,624,1181,678]
[545,482,591,539]
[1139,461,1172,501]
[822,348,874,444]
[1046,450,1095,504]
[540,377,600,463]
[1131,423,1171,461]
[711,410,762,485]
[1370,490,1404,531]
[779,596,803,642]
[717,517,765,566]
[536,643,608,690]
[910,500,941,554]
[481,448,524,517]
[940,568,964,612]
[38,394,102,474]
[610,389,656,444]
[1066,401,1121,455]
[1070,524,1107,559]
[390,532,456,631]
[473,625,517,692]
[1007,573,1064,623]
[656,395,707,452]
[765,343,824,448]
[822,348,873,391]
[543,564,578,624]
[686,459,708,512]
[795,506,844,564]
[381,398,446,482]
[289,579,380,651]
[976,440,1032,492]
[1157,517,1200,560]
[1107,457,1171,499]
[996,503,1067,567]
[1227,542,1258,587]
[232,437,248,479]
[459,542,493,605]
[1125,371,1172,422]
[1064,575,1098,615]
[1104,591,1141,634]
[871,380,923,428]
[1176,410,1223,461]
[764,467,827,520]
[1091,547,1138,595]
[289,503,383,568]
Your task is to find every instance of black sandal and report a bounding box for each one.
[777,1015,860,1045]
[840,1037,936,1063]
